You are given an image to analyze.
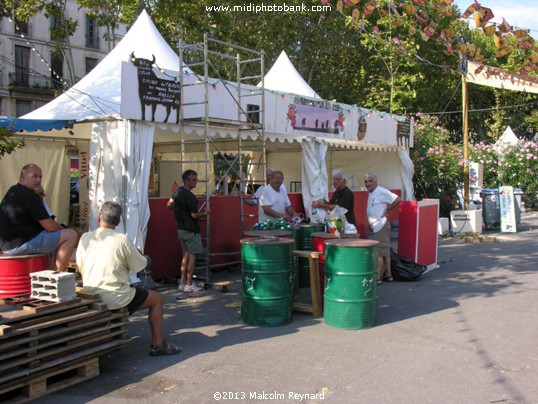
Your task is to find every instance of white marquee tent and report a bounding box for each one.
[1,10,415,259]
[261,51,321,99]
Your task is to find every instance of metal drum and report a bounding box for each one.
[294,223,325,288]
[0,254,50,298]
[240,237,295,326]
[311,232,360,298]
[323,239,379,329]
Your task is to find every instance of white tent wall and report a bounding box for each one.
[88,120,153,255]
[327,149,410,194]
[267,146,413,199]
[152,151,216,197]
[0,139,71,224]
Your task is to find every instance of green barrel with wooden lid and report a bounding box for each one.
[324,239,379,329]
[240,237,295,326]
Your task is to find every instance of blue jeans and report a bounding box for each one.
[2,230,61,255]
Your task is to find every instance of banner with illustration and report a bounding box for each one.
[277,95,413,147]
[499,186,517,233]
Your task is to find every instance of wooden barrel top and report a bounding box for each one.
[323,239,379,248]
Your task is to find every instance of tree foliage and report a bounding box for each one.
[0,128,24,159]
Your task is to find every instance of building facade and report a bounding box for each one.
[0,2,126,117]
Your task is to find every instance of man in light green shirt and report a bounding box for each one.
[76,201,180,357]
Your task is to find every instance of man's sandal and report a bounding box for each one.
[150,340,182,356]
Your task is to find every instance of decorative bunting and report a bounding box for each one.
[473,5,494,28]
[497,18,511,34]
[323,0,538,76]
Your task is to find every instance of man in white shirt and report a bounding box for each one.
[364,172,401,285]
[259,170,295,222]
[247,167,287,206]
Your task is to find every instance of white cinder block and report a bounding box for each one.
[31,270,76,302]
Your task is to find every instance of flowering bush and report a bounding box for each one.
[470,140,538,208]
[412,114,538,215]
[411,114,463,217]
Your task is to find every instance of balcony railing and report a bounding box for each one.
[8,72,53,89]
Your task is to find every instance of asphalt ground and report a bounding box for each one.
[32,211,538,404]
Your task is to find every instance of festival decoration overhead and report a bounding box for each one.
[324,0,538,75]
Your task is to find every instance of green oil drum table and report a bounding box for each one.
[323,239,379,329]
[240,237,295,326]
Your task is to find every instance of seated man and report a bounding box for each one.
[76,201,180,356]
[0,164,77,270]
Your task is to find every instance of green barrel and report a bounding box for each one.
[324,239,379,329]
[294,223,325,287]
[240,237,295,326]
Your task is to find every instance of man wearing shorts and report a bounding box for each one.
[364,172,401,285]
[0,164,77,271]
[76,201,180,356]
[167,169,210,293]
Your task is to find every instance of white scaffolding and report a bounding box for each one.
[178,35,266,284]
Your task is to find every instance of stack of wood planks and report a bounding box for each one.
[0,292,129,402]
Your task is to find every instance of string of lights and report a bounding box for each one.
[1,6,66,86]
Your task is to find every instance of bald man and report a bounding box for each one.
[0,164,77,271]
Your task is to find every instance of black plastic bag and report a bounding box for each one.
[390,248,426,281]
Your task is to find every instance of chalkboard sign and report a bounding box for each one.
[131,53,181,124]
[396,116,411,147]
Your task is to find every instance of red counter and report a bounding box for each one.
[145,194,305,280]
[144,190,400,280]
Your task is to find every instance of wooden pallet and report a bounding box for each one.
[0,357,99,402]
[0,293,129,397]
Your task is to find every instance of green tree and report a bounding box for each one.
[0,128,24,158]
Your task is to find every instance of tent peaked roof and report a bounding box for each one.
[262,51,321,99]
[496,126,519,146]
[23,10,182,122]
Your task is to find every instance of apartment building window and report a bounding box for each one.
[51,53,63,86]
[85,14,100,49]
[16,100,32,117]
[14,45,30,86]
[85,57,98,74]
[50,14,60,41]
[14,17,29,35]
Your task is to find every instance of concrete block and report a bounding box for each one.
[31,270,76,302]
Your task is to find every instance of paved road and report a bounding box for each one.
[34,212,538,404]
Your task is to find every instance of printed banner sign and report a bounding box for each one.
[499,186,517,233]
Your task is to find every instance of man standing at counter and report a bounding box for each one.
[311,169,356,226]
[167,169,209,293]
[259,170,295,221]
[364,172,401,285]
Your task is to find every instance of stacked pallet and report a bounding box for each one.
[0,292,129,402]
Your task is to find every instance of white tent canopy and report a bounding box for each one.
[260,51,321,99]
[23,10,182,122]
[496,126,519,146]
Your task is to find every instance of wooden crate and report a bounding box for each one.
[0,357,99,402]
[0,293,129,401]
